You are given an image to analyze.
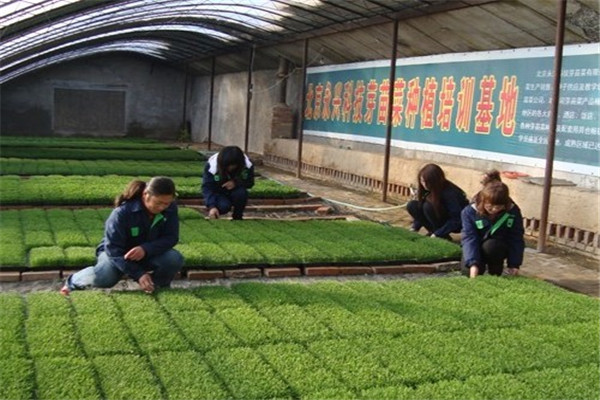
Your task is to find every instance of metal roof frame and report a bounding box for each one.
[0,0,485,83]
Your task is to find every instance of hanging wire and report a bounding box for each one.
[249,47,325,94]
[265,176,411,212]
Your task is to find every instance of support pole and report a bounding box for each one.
[296,38,309,178]
[208,56,216,150]
[277,57,289,103]
[207,56,215,150]
[382,19,399,202]
[244,47,255,153]
[537,0,567,253]
[182,65,189,133]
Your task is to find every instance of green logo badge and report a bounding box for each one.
[507,217,514,228]
[475,220,484,229]
[131,227,139,237]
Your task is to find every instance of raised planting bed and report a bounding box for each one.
[0,135,177,150]
[0,278,598,400]
[0,147,203,161]
[0,208,460,269]
[0,158,205,177]
[0,176,301,206]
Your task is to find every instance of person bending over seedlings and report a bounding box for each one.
[202,145,255,220]
[406,163,468,240]
[61,177,183,295]
[461,177,524,278]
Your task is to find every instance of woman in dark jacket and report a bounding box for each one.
[461,178,525,278]
[406,164,468,240]
[61,177,183,295]
[202,146,254,220]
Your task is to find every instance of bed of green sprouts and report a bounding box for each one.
[0,278,598,400]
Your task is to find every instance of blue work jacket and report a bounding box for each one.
[202,152,255,209]
[427,183,469,237]
[461,203,525,269]
[97,199,179,280]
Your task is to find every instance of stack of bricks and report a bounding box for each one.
[0,263,461,282]
[185,261,460,281]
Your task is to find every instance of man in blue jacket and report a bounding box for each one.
[61,177,183,294]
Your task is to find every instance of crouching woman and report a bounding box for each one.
[407,163,469,240]
[461,179,525,278]
[61,177,184,295]
[202,146,254,220]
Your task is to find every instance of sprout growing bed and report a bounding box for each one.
[0,158,205,177]
[0,135,178,150]
[0,176,301,205]
[0,208,460,269]
[1,278,598,400]
[0,147,202,161]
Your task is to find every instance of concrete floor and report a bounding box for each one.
[261,166,600,298]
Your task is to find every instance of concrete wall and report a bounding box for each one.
[188,68,302,153]
[265,138,599,233]
[1,54,186,138]
[299,135,600,189]
[186,64,598,234]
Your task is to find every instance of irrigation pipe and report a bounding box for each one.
[263,175,410,212]
[307,193,408,212]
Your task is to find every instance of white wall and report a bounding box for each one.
[188,68,302,154]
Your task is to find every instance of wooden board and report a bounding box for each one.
[517,0,591,41]
[396,21,453,57]
[482,1,562,44]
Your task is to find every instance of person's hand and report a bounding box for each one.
[469,265,479,279]
[222,180,236,190]
[124,246,146,261]
[138,273,154,293]
[208,207,220,219]
[507,268,519,276]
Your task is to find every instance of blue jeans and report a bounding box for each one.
[68,249,184,291]
[214,186,248,220]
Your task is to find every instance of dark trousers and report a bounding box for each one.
[461,238,509,276]
[407,200,444,234]
[214,186,249,220]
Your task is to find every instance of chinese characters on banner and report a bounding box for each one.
[305,74,519,136]
[303,44,599,174]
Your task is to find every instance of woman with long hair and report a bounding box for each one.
[61,177,183,294]
[461,176,525,278]
[202,145,254,220]
[406,164,468,240]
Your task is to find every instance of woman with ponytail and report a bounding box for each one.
[406,164,468,240]
[61,177,183,295]
[471,169,503,203]
[461,172,525,278]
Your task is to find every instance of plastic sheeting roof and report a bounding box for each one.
[0,0,484,83]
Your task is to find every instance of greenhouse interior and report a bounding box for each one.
[0,1,599,399]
